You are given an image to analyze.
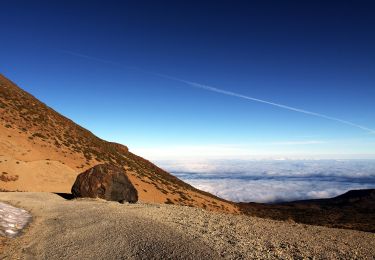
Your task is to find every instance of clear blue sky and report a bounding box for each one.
[1,0,375,159]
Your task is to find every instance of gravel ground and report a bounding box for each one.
[0,192,374,259]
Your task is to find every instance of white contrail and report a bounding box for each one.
[147,73,375,134]
[59,49,121,66]
[60,50,375,134]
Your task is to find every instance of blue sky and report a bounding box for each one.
[1,0,375,159]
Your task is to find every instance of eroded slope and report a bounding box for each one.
[0,74,238,213]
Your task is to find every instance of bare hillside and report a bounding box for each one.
[0,74,238,213]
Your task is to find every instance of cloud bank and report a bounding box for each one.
[156,159,375,203]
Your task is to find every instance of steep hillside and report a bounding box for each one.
[0,74,238,213]
[239,189,375,232]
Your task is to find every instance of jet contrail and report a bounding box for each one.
[173,78,375,133]
[60,50,375,134]
[59,49,121,66]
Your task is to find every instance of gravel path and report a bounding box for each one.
[1,192,374,259]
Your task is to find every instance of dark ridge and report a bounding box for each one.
[238,189,375,232]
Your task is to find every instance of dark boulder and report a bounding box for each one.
[71,164,138,203]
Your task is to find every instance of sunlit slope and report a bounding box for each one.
[0,74,238,213]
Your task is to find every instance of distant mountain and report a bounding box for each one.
[0,74,238,213]
[239,189,375,232]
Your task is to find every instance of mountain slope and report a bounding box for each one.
[239,189,375,232]
[0,74,238,213]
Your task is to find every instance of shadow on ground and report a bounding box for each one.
[54,193,75,200]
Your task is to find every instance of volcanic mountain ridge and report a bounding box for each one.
[0,74,238,213]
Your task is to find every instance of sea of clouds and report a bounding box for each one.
[155,159,375,203]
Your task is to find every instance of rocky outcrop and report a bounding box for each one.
[71,164,138,203]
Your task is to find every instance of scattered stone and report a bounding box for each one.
[71,164,138,203]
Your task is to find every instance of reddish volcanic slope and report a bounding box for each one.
[0,74,239,213]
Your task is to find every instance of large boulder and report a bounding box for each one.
[71,164,138,203]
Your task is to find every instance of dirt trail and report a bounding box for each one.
[1,192,374,259]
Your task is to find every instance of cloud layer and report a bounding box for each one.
[156,159,375,203]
